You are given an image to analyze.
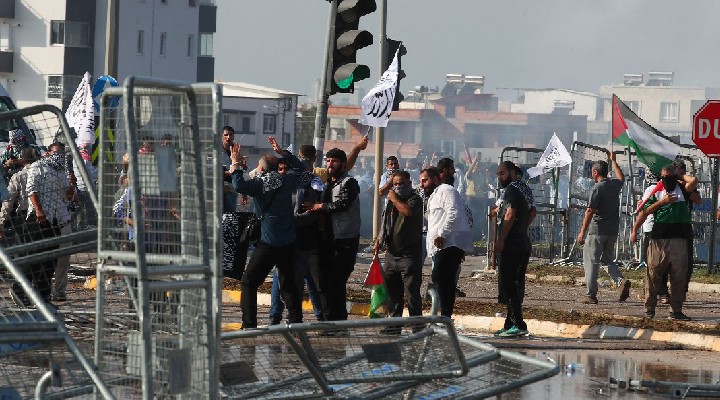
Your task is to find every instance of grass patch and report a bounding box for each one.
[527,262,720,285]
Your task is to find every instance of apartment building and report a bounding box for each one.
[0,0,216,109]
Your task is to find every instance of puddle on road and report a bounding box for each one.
[504,350,720,399]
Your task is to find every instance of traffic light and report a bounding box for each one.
[385,38,406,111]
[330,0,376,95]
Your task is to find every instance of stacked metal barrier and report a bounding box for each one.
[485,147,566,267]
[0,105,112,398]
[95,77,222,398]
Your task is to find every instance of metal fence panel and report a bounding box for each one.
[95,77,221,399]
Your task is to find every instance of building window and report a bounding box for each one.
[263,114,276,134]
[47,75,82,100]
[189,0,197,5]
[50,21,90,47]
[223,112,255,134]
[626,101,640,114]
[186,34,194,58]
[445,103,456,118]
[199,33,213,56]
[159,32,167,56]
[440,140,456,157]
[137,30,144,55]
[660,102,679,123]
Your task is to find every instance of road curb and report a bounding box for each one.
[85,281,720,351]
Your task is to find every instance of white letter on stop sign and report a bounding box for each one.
[697,118,720,139]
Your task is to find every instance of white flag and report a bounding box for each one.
[65,71,95,146]
[527,133,572,178]
[359,49,399,127]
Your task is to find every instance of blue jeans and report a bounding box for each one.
[269,249,324,322]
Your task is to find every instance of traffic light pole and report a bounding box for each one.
[313,0,338,167]
[371,0,387,239]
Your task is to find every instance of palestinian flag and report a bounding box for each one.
[612,94,681,174]
[364,255,388,318]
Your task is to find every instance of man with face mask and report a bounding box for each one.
[421,166,473,318]
[9,142,75,307]
[493,161,534,337]
[631,164,692,321]
[576,152,630,305]
[372,170,423,334]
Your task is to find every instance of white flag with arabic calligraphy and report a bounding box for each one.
[359,49,399,127]
[527,133,572,178]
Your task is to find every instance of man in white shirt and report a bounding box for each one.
[420,166,473,318]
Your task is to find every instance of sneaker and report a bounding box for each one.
[659,295,670,305]
[618,279,631,302]
[269,316,282,326]
[493,328,508,336]
[579,296,598,304]
[379,326,402,336]
[455,287,466,298]
[645,308,655,319]
[669,312,691,321]
[498,326,528,338]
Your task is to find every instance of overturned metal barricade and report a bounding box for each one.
[95,77,222,399]
[219,286,559,399]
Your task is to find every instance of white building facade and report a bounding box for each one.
[219,82,300,162]
[0,0,216,110]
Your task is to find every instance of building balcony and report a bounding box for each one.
[0,0,14,19]
[0,51,13,73]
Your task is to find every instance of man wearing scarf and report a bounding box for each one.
[631,164,693,321]
[372,170,423,334]
[229,143,304,329]
[11,142,74,306]
[1,128,41,180]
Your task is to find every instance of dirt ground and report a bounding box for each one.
[307,251,720,336]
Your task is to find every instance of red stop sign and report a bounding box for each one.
[693,100,720,157]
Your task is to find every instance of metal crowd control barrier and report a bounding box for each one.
[0,246,113,399]
[0,105,111,397]
[95,77,222,399]
[219,287,559,399]
[485,147,565,268]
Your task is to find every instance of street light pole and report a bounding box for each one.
[312,0,338,167]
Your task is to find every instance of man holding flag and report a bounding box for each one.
[372,170,423,334]
[631,164,692,321]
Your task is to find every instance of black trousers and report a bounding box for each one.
[383,253,423,317]
[316,237,359,321]
[13,213,60,302]
[240,242,301,327]
[499,249,530,330]
[431,246,465,318]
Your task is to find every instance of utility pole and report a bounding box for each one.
[371,0,387,238]
[105,0,118,77]
[312,1,337,166]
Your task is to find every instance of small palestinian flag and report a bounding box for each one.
[364,255,388,318]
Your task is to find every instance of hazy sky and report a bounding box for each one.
[215,0,720,102]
